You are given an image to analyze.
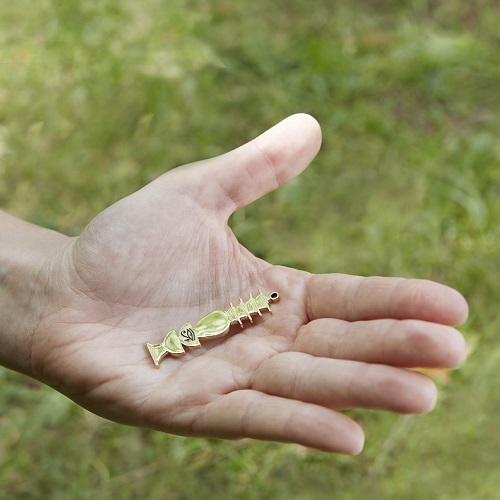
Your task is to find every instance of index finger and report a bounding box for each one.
[306,274,469,325]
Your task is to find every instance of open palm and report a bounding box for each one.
[30,115,468,453]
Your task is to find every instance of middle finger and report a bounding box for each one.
[293,318,466,368]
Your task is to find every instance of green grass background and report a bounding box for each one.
[1,0,499,498]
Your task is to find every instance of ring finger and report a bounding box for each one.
[252,352,437,413]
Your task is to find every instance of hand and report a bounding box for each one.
[29,114,468,453]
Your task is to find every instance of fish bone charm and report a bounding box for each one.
[146,290,280,366]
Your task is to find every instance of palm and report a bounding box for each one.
[38,175,305,423]
[31,115,468,453]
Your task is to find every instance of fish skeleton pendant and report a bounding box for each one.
[146,290,280,366]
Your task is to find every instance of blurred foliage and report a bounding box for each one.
[1,0,500,498]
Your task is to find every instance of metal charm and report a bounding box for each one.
[146,290,280,366]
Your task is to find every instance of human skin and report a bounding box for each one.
[0,114,468,454]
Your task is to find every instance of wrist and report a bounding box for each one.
[0,211,70,376]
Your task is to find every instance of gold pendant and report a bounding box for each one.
[146,290,280,366]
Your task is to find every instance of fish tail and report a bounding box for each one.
[146,341,167,366]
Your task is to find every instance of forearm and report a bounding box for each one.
[0,210,69,376]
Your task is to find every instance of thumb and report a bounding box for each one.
[183,113,322,218]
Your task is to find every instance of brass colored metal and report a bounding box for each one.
[146,290,280,366]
